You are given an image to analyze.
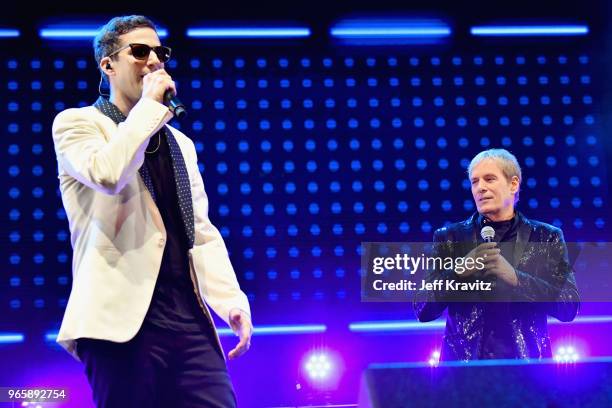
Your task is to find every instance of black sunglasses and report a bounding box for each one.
[106,43,172,63]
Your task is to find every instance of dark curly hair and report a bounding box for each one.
[93,15,157,84]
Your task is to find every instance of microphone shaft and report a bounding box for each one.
[164,90,187,119]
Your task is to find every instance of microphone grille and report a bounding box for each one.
[480,226,495,241]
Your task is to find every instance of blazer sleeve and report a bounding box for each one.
[52,98,171,195]
[413,228,452,322]
[513,228,579,322]
[183,138,251,324]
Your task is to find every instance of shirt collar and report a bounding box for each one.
[478,211,516,228]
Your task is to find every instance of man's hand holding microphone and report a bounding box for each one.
[457,242,518,286]
[142,69,186,118]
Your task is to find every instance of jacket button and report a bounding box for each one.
[158,238,165,247]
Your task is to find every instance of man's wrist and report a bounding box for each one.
[229,308,251,322]
[509,268,519,287]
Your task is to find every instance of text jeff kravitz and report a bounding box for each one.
[372,279,493,292]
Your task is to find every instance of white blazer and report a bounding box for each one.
[51,98,250,360]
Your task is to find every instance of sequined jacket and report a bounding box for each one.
[414,212,579,361]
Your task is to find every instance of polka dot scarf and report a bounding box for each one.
[93,97,195,248]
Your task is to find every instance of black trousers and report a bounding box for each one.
[77,321,237,408]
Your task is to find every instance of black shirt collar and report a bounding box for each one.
[478,212,516,227]
[477,211,520,242]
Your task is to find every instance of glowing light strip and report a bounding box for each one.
[40,28,168,39]
[370,356,612,369]
[470,25,588,36]
[0,333,24,343]
[43,316,612,342]
[0,29,20,38]
[330,27,451,38]
[553,315,612,324]
[45,324,326,342]
[350,316,612,333]
[217,324,327,336]
[186,28,311,38]
[349,321,445,332]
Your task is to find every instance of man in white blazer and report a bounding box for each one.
[51,15,252,407]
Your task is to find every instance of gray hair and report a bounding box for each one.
[467,148,522,204]
[93,15,157,85]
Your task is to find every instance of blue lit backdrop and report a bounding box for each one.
[2,45,607,326]
[1,10,611,405]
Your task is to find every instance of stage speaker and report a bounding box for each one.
[358,358,612,407]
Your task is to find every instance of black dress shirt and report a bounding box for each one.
[142,133,209,333]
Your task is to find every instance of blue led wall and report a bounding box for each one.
[1,41,609,331]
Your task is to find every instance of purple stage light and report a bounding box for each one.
[554,345,580,363]
[428,350,441,366]
[305,352,332,380]
[299,349,345,391]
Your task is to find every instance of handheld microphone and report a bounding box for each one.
[479,225,498,286]
[480,226,495,243]
[164,89,187,119]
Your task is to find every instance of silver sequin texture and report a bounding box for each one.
[414,211,579,361]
